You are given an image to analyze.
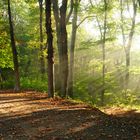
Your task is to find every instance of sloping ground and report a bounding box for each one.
[0,91,140,140]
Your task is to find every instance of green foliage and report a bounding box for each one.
[20,76,48,92]
[0,39,13,68]
[0,68,14,88]
[112,89,138,106]
[0,0,140,109]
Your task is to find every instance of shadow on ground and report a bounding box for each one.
[0,91,140,140]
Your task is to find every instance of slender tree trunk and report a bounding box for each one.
[125,0,137,89]
[52,0,61,94]
[68,0,79,98]
[59,0,68,97]
[101,0,107,106]
[7,0,20,91]
[120,0,126,47]
[125,49,130,91]
[45,0,54,97]
[39,0,45,76]
[120,0,126,89]
[120,0,137,93]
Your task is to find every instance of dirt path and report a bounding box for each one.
[0,91,140,140]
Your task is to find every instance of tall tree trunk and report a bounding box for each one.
[52,0,61,94]
[125,0,137,90]
[39,0,45,76]
[120,0,137,92]
[52,0,69,97]
[101,0,107,106]
[68,0,79,98]
[45,0,54,97]
[59,0,68,97]
[7,0,20,91]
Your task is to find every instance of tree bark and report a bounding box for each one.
[38,0,45,76]
[52,0,68,98]
[52,0,61,94]
[59,0,68,97]
[68,0,79,98]
[45,0,54,97]
[7,0,20,91]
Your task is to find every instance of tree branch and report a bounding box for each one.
[66,0,74,24]
[76,15,94,28]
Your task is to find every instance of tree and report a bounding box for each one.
[120,0,137,92]
[52,0,68,97]
[89,0,108,105]
[59,0,68,97]
[52,0,61,94]
[68,0,79,97]
[7,0,20,91]
[45,0,54,97]
[38,0,45,76]
[125,0,137,89]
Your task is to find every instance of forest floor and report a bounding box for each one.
[0,90,140,140]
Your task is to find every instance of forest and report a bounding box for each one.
[0,0,140,139]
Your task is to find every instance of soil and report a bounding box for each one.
[0,90,140,140]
